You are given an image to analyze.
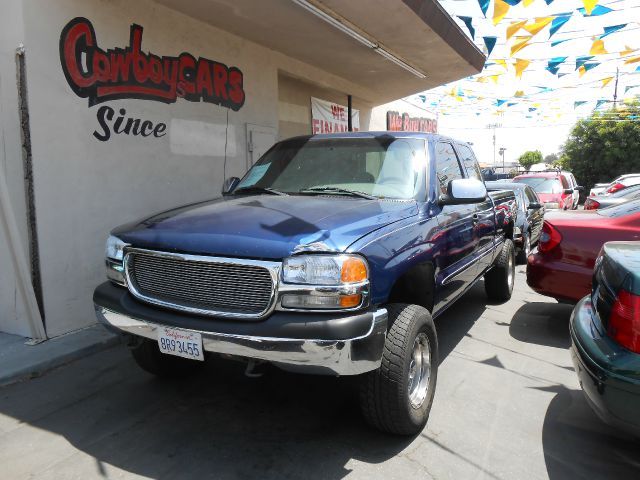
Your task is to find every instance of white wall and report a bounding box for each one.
[18,0,377,337]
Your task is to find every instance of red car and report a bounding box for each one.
[513,171,581,210]
[527,199,640,303]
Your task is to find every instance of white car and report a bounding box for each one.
[592,174,640,196]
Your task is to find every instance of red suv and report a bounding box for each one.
[513,171,580,210]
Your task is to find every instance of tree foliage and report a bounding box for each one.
[560,102,640,191]
[518,150,543,171]
[544,153,559,164]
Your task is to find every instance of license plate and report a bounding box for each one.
[157,327,204,361]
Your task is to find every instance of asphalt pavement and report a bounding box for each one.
[1,269,639,479]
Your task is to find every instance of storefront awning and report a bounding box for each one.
[155,0,485,104]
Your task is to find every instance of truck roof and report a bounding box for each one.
[284,131,466,145]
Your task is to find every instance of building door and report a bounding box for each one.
[246,124,276,169]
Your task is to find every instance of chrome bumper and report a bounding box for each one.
[95,306,388,376]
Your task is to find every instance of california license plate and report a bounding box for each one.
[157,326,204,361]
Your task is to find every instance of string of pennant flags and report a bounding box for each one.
[415,0,640,126]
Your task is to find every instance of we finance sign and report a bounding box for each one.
[311,97,359,134]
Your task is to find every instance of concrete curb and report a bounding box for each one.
[0,325,119,387]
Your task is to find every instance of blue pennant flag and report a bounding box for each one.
[418,95,426,103]
[507,102,518,107]
[496,99,508,107]
[546,66,560,75]
[544,0,555,4]
[582,62,600,73]
[625,85,639,94]
[595,100,608,109]
[458,16,475,40]
[529,107,537,112]
[478,0,490,17]
[636,66,640,72]
[547,57,567,75]
[574,101,587,108]
[558,73,570,77]
[578,5,612,16]
[549,15,571,38]
[600,24,627,39]
[483,36,497,57]
[502,0,522,5]
[575,56,594,69]
[551,38,571,47]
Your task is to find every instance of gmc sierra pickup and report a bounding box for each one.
[94,132,516,435]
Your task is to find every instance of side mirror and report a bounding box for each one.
[528,201,542,210]
[222,177,240,195]
[575,186,584,192]
[563,188,574,195]
[439,178,487,206]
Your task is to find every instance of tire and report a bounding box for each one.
[516,232,530,265]
[131,338,203,377]
[359,303,438,436]
[484,238,515,302]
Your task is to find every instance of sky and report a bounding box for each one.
[403,0,640,168]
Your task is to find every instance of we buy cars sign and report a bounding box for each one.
[311,97,359,134]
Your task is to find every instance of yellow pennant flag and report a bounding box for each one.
[625,56,640,65]
[493,0,510,26]
[601,77,614,88]
[523,0,536,6]
[514,59,530,79]
[523,17,554,37]
[495,59,509,70]
[590,39,608,55]
[514,90,525,97]
[489,74,502,84]
[621,45,637,57]
[579,65,587,77]
[582,0,598,15]
[477,76,488,83]
[507,20,528,40]
[511,37,532,57]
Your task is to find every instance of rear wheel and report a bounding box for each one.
[131,338,203,377]
[485,238,515,302]
[359,303,438,435]
[516,232,530,265]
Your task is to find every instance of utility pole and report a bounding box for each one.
[499,147,507,173]
[613,67,619,110]
[486,123,501,166]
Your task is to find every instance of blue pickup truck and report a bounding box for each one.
[94,132,516,435]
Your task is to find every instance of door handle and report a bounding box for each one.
[472,214,479,224]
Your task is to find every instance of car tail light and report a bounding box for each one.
[607,182,625,194]
[584,198,600,210]
[607,290,640,353]
[538,221,562,253]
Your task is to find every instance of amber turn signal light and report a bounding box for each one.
[340,257,368,283]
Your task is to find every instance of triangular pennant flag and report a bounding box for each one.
[595,99,608,109]
[496,99,508,106]
[511,36,532,56]
[576,56,594,69]
[529,107,537,112]
[503,0,523,5]
[544,0,555,4]
[578,5,612,16]
[601,77,614,88]
[578,66,586,77]
[523,17,554,36]
[636,66,640,72]
[489,74,502,83]
[478,0,490,17]
[590,39,608,55]
[546,56,567,75]
[551,38,570,47]
[581,0,598,15]
[546,65,560,75]
[625,86,639,94]
[600,24,627,39]
[515,59,531,79]
[418,95,426,103]
[458,16,475,40]
[524,0,535,6]
[507,20,528,40]
[507,102,518,107]
[495,59,509,69]
[494,0,510,26]
[558,73,569,77]
[579,62,599,77]
[483,36,497,56]
[621,45,637,57]
[574,101,587,108]
[549,15,571,38]
[514,90,525,97]
[624,56,640,65]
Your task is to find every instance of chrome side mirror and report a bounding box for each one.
[222,177,240,195]
[439,178,487,205]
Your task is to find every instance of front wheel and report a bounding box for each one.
[485,238,515,302]
[359,303,438,435]
[516,232,530,265]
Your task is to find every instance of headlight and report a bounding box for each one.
[282,254,368,285]
[280,254,369,310]
[105,235,128,286]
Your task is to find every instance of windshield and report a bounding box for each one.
[514,177,563,194]
[235,137,427,199]
[598,198,640,218]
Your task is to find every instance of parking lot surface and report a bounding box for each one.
[1,269,639,480]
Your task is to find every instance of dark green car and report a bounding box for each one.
[570,241,640,438]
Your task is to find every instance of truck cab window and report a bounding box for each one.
[435,142,464,195]
[456,144,483,181]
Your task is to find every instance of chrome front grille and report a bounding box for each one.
[125,249,278,318]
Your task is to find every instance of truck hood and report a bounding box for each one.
[113,195,418,259]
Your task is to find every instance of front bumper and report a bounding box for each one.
[570,296,640,438]
[94,282,387,376]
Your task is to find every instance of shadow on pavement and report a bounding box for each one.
[539,384,640,479]
[509,302,574,349]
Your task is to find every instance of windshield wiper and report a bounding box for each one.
[233,186,287,196]
[299,187,377,200]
